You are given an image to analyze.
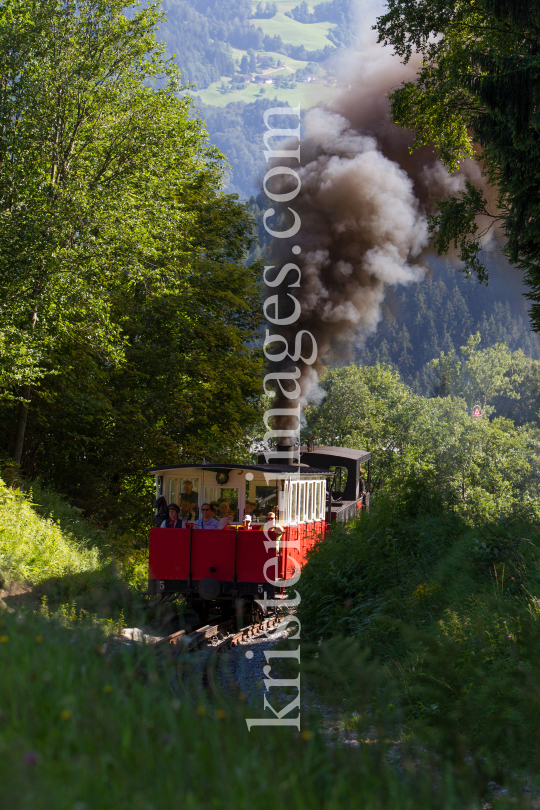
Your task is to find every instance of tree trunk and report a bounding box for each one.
[13,384,31,465]
[13,301,38,465]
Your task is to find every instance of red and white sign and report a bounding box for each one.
[473,405,482,420]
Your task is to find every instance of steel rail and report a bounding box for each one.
[204,615,283,699]
[157,613,283,701]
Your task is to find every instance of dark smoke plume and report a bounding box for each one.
[264,46,495,437]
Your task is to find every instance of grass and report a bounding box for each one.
[0,479,539,805]
[249,13,337,49]
[229,46,311,72]
[0,607,531,810]
[0,477,147,622]
[194,80,334,108]
[298,497,540,775]
[0,479,102,587]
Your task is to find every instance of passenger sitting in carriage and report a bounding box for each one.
[217,499,235,529]
[160,504,183,528]
[180,498,197,522]
[244,500,258,523]
[193,503,219,529]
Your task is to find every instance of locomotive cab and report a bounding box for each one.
[146,446,370,619]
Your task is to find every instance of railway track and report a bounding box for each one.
[154,614,284,701]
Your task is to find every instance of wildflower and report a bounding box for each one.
[35,635,43,644]
[103,685,112,694]
[23,751,38,765]
[215,709,226,720]
[0,636,8,643]
[60,710,71,721]
[196,706,206,716]
[301,730,313,741]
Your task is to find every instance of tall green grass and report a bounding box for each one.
[0,479,102,585]
[298,496,540,775]
[0,478,147,620]
[0,480,537,805]
[0,608,529,810]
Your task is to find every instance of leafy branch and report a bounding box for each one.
[428,180,502,282]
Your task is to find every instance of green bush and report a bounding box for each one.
[0,479,101,586]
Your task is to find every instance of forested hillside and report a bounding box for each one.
[142,1,352,194]
[155,0,345,92]
[360,260,540,390]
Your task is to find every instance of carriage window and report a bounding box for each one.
[307,483,313,521]
[180,478,199,520]
[255,484,278,521]
[169,478,178,506]
[319,482,326,519]
[291,482,297,522]
[329,466,348,492]
[205,487,239,523]
[245,481,279,522]
[299,483,305,521]
[278,486,286,523]
[316,482,324,519]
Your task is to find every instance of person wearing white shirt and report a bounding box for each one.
[193,503,220,529]
[160,504,184,528]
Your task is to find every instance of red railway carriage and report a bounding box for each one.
[147,446,370,617]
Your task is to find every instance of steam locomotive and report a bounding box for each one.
[147,445,370,620]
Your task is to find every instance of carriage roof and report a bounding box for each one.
[146,462,334,476]
[147,446,370,477]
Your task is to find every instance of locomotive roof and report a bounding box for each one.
[146,462,334,476]
[301,446,371,461]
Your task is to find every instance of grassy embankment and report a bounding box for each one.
[299,496,540,785]
[0,477,146,623]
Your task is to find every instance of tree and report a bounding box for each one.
[305,361,540,520]
[376,1,540,328]
[0,0,263,518]
[305,364,426,493]
[431,333,529,413]
[431,349,461,398]
[240,54,249,73]
[460,334,528,413]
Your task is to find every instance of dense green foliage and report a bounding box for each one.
[197,97,295,197]
[376,0,540,327]
[300,359,540,773]
[0,476,145,618]
[0,0,263,533]
[306,360,540,516]
[0,478,538,802]
[299,505,540,773]
[0,480,101,587]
